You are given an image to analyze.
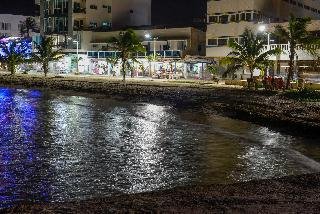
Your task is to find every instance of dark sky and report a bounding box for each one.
[152,0,206,30]
[6,0,206,30]
[1,0,36,16]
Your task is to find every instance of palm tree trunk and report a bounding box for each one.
[122,59,126,81]
[287,44,295,89]
[43,62,49,77]
[249,69,254,89]
[8,63,15,75]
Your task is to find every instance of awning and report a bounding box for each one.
[181,55,216,64]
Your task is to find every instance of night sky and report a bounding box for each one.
[152,0,206,30]
[1,0,36,16]
[5,0,206,30]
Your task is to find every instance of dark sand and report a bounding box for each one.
[3,173,320,213]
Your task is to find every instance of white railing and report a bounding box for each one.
[262,44,320,60]
[263,44,320,52]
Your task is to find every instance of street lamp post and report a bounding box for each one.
[258,24,271,47]
[145,33,159,77]
[258,24,272,77]
[144,33,158,59]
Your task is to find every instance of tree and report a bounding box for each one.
[206,64,219,80]
[107,29,145,81]
[105,55,119,76]
[20,17,38,38]
[0,39,30,75]
[273,15,319,89]
[145,53,160,77]
[32,37,64,77]
[222,29,280,87]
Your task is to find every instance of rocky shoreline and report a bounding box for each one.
[4,173,320,213]
[0,74,319,136]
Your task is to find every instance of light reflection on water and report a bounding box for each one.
[0,87,320,208]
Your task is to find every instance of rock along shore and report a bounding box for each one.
[0,74,319,136]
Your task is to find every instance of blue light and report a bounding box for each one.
[0,37,32,59]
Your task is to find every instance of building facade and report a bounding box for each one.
[206,0,320,57]
[40,0,113,48]
[40,0,155,47]
[0,14,25,37]
[0,0,40,38]
[205,0,320,78]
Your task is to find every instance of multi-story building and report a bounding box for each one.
[0,0,39,37]
[206,0,320,77]
[40,0,154,48]
[0,14,28,37]
[39,0,208,76]
[40,0,113,47]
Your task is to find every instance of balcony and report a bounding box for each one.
[207,43,320,60]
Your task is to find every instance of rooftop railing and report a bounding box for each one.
[87,50,182,59]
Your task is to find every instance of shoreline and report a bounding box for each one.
[4,173,320,213]
[0,74,319,137]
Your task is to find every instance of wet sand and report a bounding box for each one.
[3,173,320,213]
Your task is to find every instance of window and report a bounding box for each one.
[230,14,236,22]
[240,13,246,21]
[219,15,228,24]
[89,22,97,28]
[102,5,112,13]
[90,5,97,10]
[218,38,228,46]
[208,39,217,46]
[245,13,252,21]
[0,22,11,31]
[209,16,218,23]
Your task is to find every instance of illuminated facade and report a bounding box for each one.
[40,0,113,48]
[206,0,320,58]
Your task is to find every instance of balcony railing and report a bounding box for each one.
[87,50,182,59]
[263,44,320,52]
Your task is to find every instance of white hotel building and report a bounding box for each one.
[0,0,39,38]
[206,0,320,76]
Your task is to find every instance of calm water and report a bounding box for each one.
[1,87,320,207]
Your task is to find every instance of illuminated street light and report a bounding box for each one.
[258,25,267,32]
[144,33,151,40]
[258,24,270,46]
[144,33,158,59]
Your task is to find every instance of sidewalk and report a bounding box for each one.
[0,70,239,89]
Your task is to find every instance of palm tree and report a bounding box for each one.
[105,55,119,76]
[32,37,64,77]
[0,39,30,75]
[273,15,318,89]
[107,29,145,81]
[20,17,38,38]
[223,29,280,87]
[145,53,160,77]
